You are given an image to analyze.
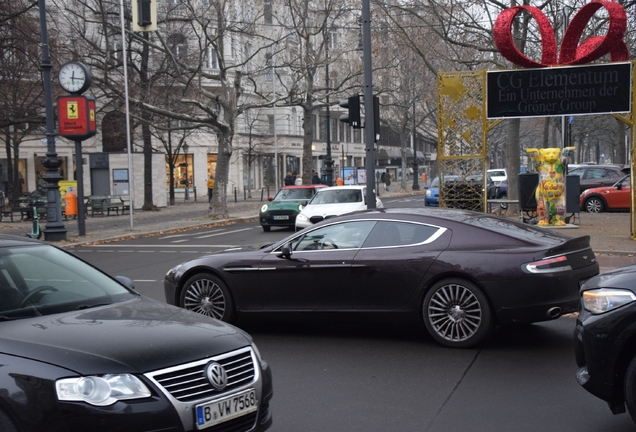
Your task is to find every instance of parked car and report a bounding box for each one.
[259,185,326,231]
[294,185,382,231]
[487,168,507,186]
[579,175,630,213]
[165,207,599,348]
[575,265,636,424]
[0,235,273,432]
[426,175,490,211]
[568,164,629,193]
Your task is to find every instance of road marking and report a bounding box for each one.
[160,229,226,240]
[84,244,237,248]
[172,240,189,243]
[195,227,255,239]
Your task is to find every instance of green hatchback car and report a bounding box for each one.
[259,185,326,231]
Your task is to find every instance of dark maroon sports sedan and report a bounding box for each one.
[165,208,600,348]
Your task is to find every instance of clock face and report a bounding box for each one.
[58,62,91,94]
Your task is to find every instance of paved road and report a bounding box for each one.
[67,197,636,431]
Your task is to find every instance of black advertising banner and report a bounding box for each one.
[487,62,632,118]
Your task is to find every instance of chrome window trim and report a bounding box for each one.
[270,218,447,255]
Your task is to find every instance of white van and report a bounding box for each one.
[487,169,507,186]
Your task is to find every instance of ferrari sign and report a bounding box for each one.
[58,95,97,140]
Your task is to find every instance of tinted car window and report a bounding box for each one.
[0,245,135,315]
[274,188,315,200]
[310,189,362,204]
[363,221,441,248]
[292,221,376,250]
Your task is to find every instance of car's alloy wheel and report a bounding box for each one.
[624,356,636,423]
[423,278,493,348]
[499,194,508,210]
[584,197,604,213]
[180,273,235,322]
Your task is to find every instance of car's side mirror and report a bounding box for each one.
[268,196,274,202]
[617,184,623,190]
[279,243,292,259]
[115,275,136,291]
[301,200,308,206]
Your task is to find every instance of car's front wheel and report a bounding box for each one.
[180,273,235,323]
[499,194,508,210]
[624,356,636,423]
[423,278,494,348]
[584,196,605,213]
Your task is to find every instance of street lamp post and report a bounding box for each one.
[411,100,420,190]
[324,29,334,186]
[181,143,189,202]
[38,0,67,241]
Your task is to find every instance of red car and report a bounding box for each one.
[579,175,630,213]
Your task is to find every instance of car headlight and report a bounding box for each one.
[297,213,308,222]
[260,204,268,213]
[426,190,432,197]
[298,204,304,211]
[56,374,151,406]
[582,288,636,314]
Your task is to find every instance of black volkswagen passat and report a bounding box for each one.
[165,207,599,348]
[0,235,272,432]
[575,265,636,424]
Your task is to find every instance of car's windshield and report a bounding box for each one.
[0,244,136,319]
[274,188,315,200]
[309,189,362,204]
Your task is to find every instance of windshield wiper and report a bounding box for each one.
[0,316,17,321]
[74,303,111,311]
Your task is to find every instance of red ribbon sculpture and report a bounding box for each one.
[494,0,628,68]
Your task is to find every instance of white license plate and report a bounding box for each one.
[273,215,289,220]
[195,389,258,429]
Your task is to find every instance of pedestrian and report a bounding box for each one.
[207,175,215,202]
[336,177,344,186]
[312,171,321,184]
[383,169,391,192]
[295,174,303,185]
[284,172,295,186]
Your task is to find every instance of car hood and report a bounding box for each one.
[300,202,366,217]
[582,264,636,294]
[263,200,304,211]
[0,297,250,375]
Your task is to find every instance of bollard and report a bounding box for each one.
[244,187,247,201]
[234,187,237,203]
[260,188,264,201]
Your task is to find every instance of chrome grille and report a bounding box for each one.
[269,210,295,216]
[146,348,256,403]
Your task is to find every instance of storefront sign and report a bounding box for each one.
[487,62,631,118]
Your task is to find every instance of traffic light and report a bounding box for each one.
[132,0,157,32]
[339,96,361,129]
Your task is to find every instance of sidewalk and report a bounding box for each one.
[1,189,635,270]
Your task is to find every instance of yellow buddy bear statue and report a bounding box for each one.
[526,146,576,227]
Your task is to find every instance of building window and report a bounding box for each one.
[346,125,352,142]
[329,28,338,50]
[319,116,327,141]
[330,118,338,142]
[353,128,361,143]
[168,34,188,62]
[264,0,272,24]
[268,115,275,135]
[206,47,219,69]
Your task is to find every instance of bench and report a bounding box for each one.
[86,195,130,216]
[1,198,47,222]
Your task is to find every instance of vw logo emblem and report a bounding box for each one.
[206,362,228,391]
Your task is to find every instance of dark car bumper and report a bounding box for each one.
[260,212,297,228]
[486,265,599,324]
[574,304,636,414]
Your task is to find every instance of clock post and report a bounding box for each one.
[57,62,95,237]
